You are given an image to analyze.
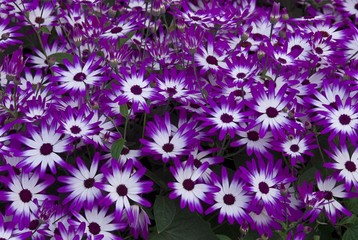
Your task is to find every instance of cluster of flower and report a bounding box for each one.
[0,0,357,239]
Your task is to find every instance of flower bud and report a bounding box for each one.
[270,2,280,25]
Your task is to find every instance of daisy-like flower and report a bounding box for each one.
[113,65,162,113]
[287,34,311,61]
[140,112,197,163]
[70,205,126,240]
[57,106,101,143]
[15,122,72,175]
[339,0,358,18]
[231,124,274,159]
[96,160,153,221]
[52,54,108,96]
[240,158,294,217]
[224,54,257,86]
[0,169,57,230]
[0,213,32,239]
[55,222,85,240]
[0,17,22,49]
[317,95,358,143]
[325,144,358,191]
[168,157,219,214]
[345,32,358,61]
[27,1,56,29]
[194,34,227,74]
[205,167,252,225]
[188,147,223,183]
[101,14,139,42]
[249,206,282,238]
[303,173,353,224]
[156,68,194,103]
[28,39,66,69]
[58,153,104,210]
[199,95,251,140]
[246,81,300,139]
[275,131,317,166]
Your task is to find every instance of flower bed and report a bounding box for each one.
[0,0,357,239]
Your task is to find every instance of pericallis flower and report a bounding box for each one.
[0,213,31,239]
[0,17,22,50]
[140,112,197,163]
[205,167,252,225]
[15,122,72,175]
[0,169,57,230]
[168,156,219,214]
[96,160,153,222]
[52,54,108,96]
[58,153,104,210]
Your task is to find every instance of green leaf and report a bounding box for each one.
[149,205,218,240]
[110,138,125,160]
[339,215,358,226]
[298,167,317,185]
[120,104,129,118]
[118,31,136,47]
[216,235,231,240]
[153,196,176,233]
[343,225,358,240]
[48,52,74,64]
[242,231,260,240]
[344,198,358,215]
[39,26,51,34]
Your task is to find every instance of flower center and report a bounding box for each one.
[70,125,81,134]
[29,219,40,230]
[167,87,177,96]
[88,222,101,235]
[345,161,357,172]
[73,72,86,82]
[190,16,201,21]
[223,194,236,205]
[239,41,251,48]
[233,89,245,97]
[116,184,128,196]
[301,79,310,85]
[19,189,32,203]
[355,3,358,10]
[319,31,329,38]
[220,113,234,123]
[110,26,123,34]
[183,179,195,191]
[315,47,323,55]
[247,131,259,141]
[84,178,95,188]
[266,107,279,118]
[194,159,202,168]
[323,191,333,200]
[190,103,200,109]
[329,102,337,109]
[130,85,142,95]
[277,57,287,64]
[40,143,53,155]
[291,45,303,52]
[162,143,174,153]
[236,72,246,79]
[258,182,269,194]
[290,144,299,152]
[339,114,351,125]
[206,55,218,65]
[35,17,45,24]
[121,147,130,155]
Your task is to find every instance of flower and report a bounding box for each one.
[194,34,227,74]
[16,122,72,175]
[303,173,354,224]
[96,160,153,221]
[113,65,162,113]
[205,167,252,225]
[54,222,86,240]
[199,95,250,140]
[240,158,294,217]
[27,1,56,29]
[70,204,126,240]
[168,156,219,214]
[0,169,57,230]
[140,112,197,162]
[0,17,22,50]
[246,81,300,139]
[52,54,108,96]
[324,144,358,191]
[58,153,104,210]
